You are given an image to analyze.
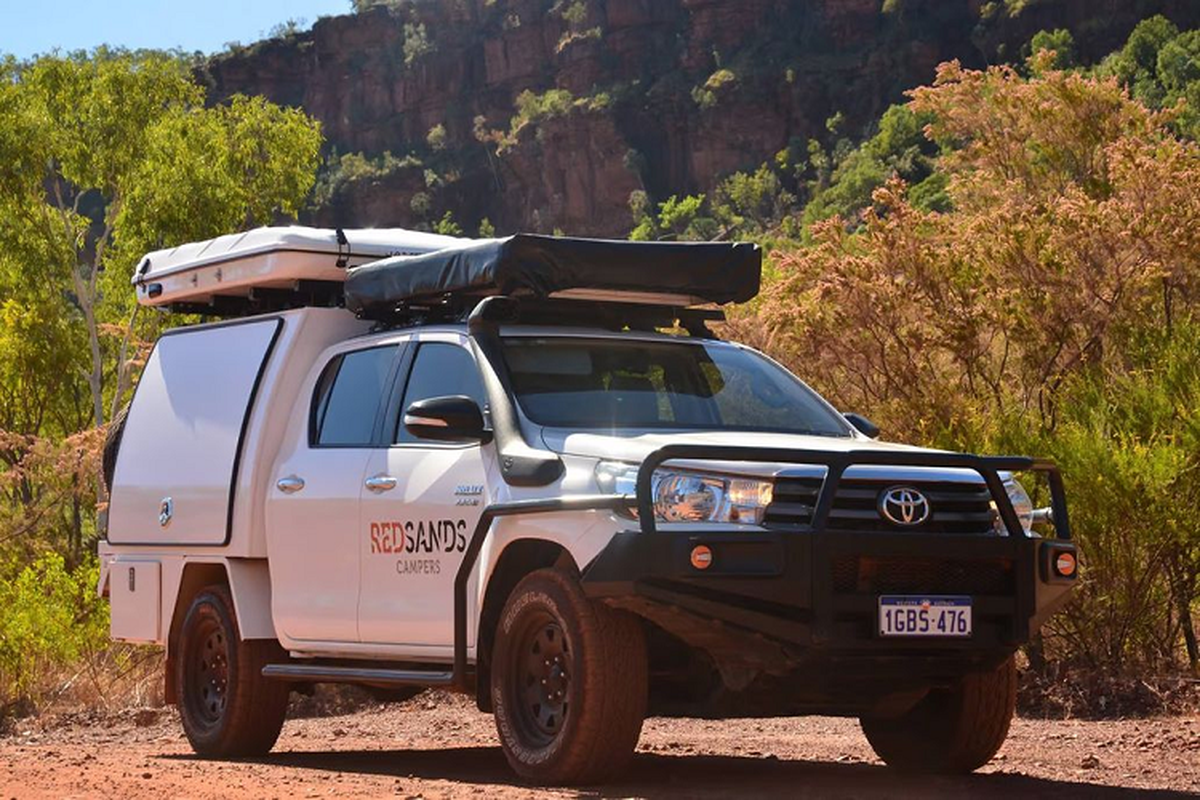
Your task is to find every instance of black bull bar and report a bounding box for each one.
[452,446,1072,689]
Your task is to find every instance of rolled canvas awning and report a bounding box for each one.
[343,234,762,313]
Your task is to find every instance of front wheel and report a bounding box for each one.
[175,584,290,756]
[491,567,648,785]
[860,655,1017,773]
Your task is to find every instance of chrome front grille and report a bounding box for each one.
[764,476,996,534]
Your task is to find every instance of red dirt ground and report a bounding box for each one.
[2,692,1197,799]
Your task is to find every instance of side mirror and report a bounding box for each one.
[844,412,880,439]
[403,395,491,444]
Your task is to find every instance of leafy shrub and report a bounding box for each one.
[761,59,1200,673]
[1096,17,1200,138]
[434,211,463,236]
[630,193,719,242]
[403,22,435,65]
[311,150,422,206]
[426,123,447,151]
[1028,28,1076,70]
[513,88,575,127]
[800,104,941,231]
[557,27,602,53]
[501,88,611,147]
[0,553,110,712]
[692,69,736,110]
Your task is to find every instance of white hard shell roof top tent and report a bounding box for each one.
[132,226,467,310]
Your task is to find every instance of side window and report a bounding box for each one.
[312,345,398,447]
[395,342,487,443]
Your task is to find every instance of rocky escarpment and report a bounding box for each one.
[201,0,1200,237]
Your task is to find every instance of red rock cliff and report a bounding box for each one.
[200,0,1200,236]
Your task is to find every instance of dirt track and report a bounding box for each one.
[2,693,1197,799]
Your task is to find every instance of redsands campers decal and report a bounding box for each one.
[369,518,468,575]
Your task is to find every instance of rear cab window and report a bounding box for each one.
[311,345,399,447]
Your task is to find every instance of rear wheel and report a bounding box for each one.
[860,655,1017,773]
[176,585,290,757]
[491,567,647,785]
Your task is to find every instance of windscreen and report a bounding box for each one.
[502,337,851,436]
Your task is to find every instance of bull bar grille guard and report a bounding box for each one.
[451,445,1071,688]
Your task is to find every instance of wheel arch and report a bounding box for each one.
[164,558,275,703]
[475,538,577,711]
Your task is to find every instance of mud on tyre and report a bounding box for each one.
[490,567,648,785]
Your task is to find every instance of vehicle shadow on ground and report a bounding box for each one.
[216,745,1193,799]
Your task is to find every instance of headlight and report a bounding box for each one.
[992,478,1033,535]
[596,462,773,525]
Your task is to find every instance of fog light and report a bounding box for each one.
[690,544,713,570]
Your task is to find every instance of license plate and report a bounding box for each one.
[878,595,972,637]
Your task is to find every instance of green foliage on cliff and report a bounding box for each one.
[692,68,737,110]
[311,149,424,207]
[403,21,435,65]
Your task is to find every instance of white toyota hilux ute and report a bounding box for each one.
[99,227,1077,784]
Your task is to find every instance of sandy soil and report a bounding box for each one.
[2,693,1197,799]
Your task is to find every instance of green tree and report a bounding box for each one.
[629,194,717,241]
[1099,15,1180,108]
[0,51,321,435]
[712,165,795,234]
[800,104,942,231]
[0,50,321,567]
[1027,28,1076,71]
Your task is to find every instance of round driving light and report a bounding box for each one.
[1054,551,1077,578]
[690,545,713,570]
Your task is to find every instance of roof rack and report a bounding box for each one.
[365,295,726,338]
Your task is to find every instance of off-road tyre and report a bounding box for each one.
[175,584,290,757]
[860,654,1017,773]
[491,567,648,785]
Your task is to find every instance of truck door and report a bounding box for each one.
[267,343,402,644]
[358,338,490,648]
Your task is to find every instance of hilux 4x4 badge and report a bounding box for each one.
[454,484,483,506]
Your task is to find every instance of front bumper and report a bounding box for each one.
[452,444,1076,700]
[582,528,1076,677]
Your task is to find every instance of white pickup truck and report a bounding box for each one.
[99,227,1077,784]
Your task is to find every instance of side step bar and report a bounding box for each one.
[262,663,454,688]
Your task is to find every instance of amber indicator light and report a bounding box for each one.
[690,545,713,570]
[1054,551,1077,578]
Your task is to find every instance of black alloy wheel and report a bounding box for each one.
[511,616,571,746]
[183,617,230,732]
